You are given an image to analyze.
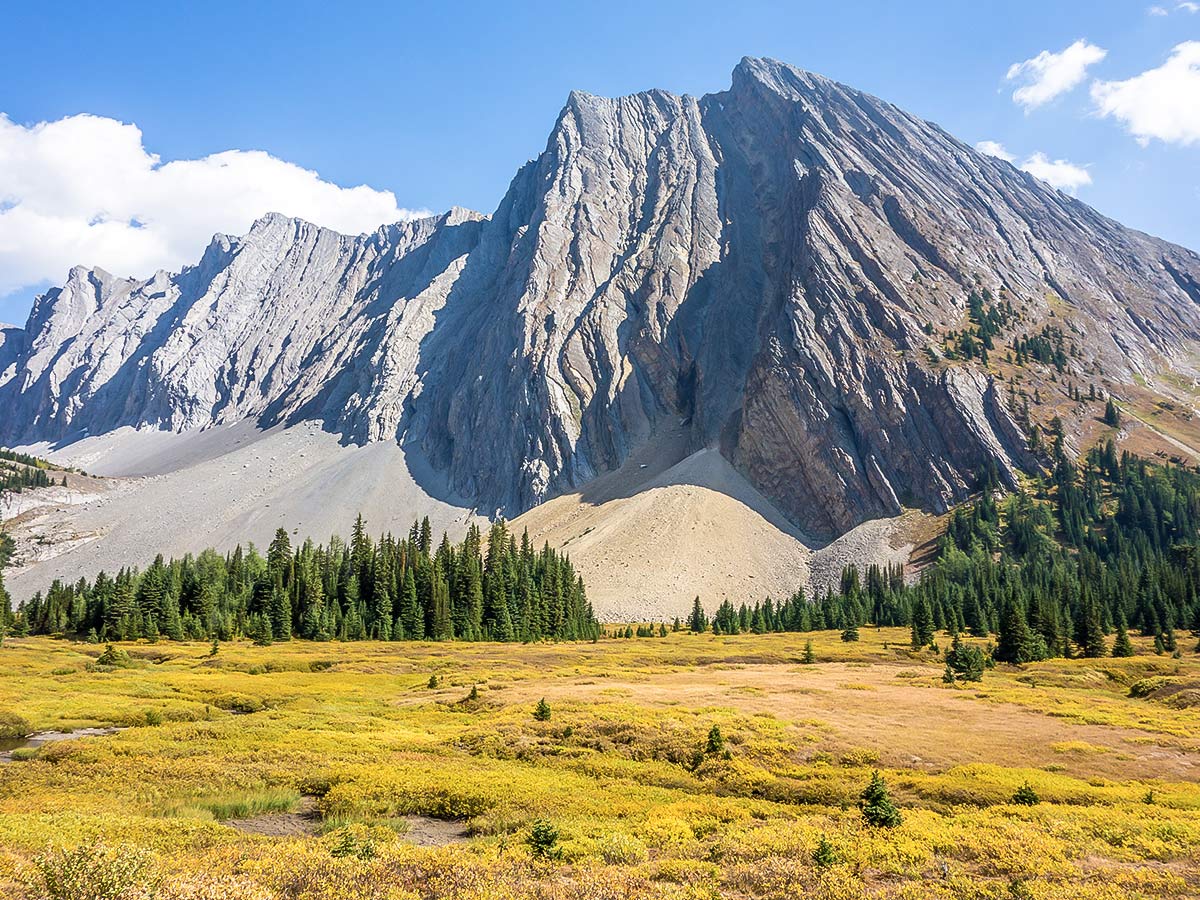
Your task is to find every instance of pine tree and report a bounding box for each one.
[802,640,816,664]
[859,771,902,827]
[688,596,708,633]
[705,724,726,756]
[841,622,859,642]
[1104,398,1121,427]
[812,835,839,869]
[996,599,1043,663]
[1012,781,1040,805]
[944,633,985,681]
[911,598,934,648]
[269,585,291,640]
[533,697,551,721]
[1077,596,1107,659]
[401,568,423,640]
[1111,612,1135,658]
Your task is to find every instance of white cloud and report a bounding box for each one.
[0,113,427,299]
[975,140,1016,162]
[1006,39,1108,109]
[976,141,1092,193]
[1179,1,1199,11]
[1091,42,1200,145]
[1148,5,1169,14]
[1019,152,1093,191]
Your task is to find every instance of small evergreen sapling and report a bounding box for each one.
[526,819,562,859]
[811,834,839,868]
[859,770,902,827]
[802,640,816,664]
[533,697,551,721]
[705,724,727,757]
[1012,781,1040,806]
[944,634,985,682]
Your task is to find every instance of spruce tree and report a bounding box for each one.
[859,771,902,827]
[911,598,934,649]
[1077,596,1107,659]
[1111,613,1135,658]
[812,834,839,869]
[1012,781,1040,806]
[688,596,708,633]
[705,724,726,756]
[269,585,291,640]
[996,599,1043,663]
[1103,398,1121,427]
[802,640,816,664]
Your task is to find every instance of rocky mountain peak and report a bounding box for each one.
[3,59,1200,544]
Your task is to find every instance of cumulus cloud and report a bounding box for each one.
[1006,39,1108,109]
[975,141,1091,192]
[0,113,427,299]
[974,140,1016,162]
[1092,41,1200,145]
[1019,152,1093,191]
[1180,1,1199,11]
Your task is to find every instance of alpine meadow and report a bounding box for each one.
[3,7,1200,899]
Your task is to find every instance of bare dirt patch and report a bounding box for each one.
[226,796,320,837]
[401,815,470,846]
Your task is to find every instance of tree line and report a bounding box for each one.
[681,440,1200,660]
[7,516,600,644]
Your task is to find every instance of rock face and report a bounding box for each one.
[4,57,1200,541]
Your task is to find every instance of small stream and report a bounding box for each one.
[0,727,124,762]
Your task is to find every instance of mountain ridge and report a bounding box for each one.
[3,56,1200,579]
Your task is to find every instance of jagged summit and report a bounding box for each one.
[3,58,1200,549]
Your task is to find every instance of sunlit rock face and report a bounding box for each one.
[5,58,1200,539]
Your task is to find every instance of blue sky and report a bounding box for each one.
[1,0,1197,324]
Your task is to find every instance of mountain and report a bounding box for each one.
[4,57,1200,616]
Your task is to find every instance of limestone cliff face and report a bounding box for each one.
[1,208,484,444]
[4,57,1200,539]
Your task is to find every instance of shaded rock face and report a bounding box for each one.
[4,57,1200,540]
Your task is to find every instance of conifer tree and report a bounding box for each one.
[705,724,727,756]
[996,599,1044,663]
[1012,781,1040,805]
[812,835,839,869]
[401,568,423,640]
[1111,612,1135,658]
[1104,398,1121,427]
[859,771,902,827]
[1076,595,1107,659]
[688,596,708,633]
[911,598,934,648]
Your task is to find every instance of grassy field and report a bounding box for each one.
[0,630,1198,899]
